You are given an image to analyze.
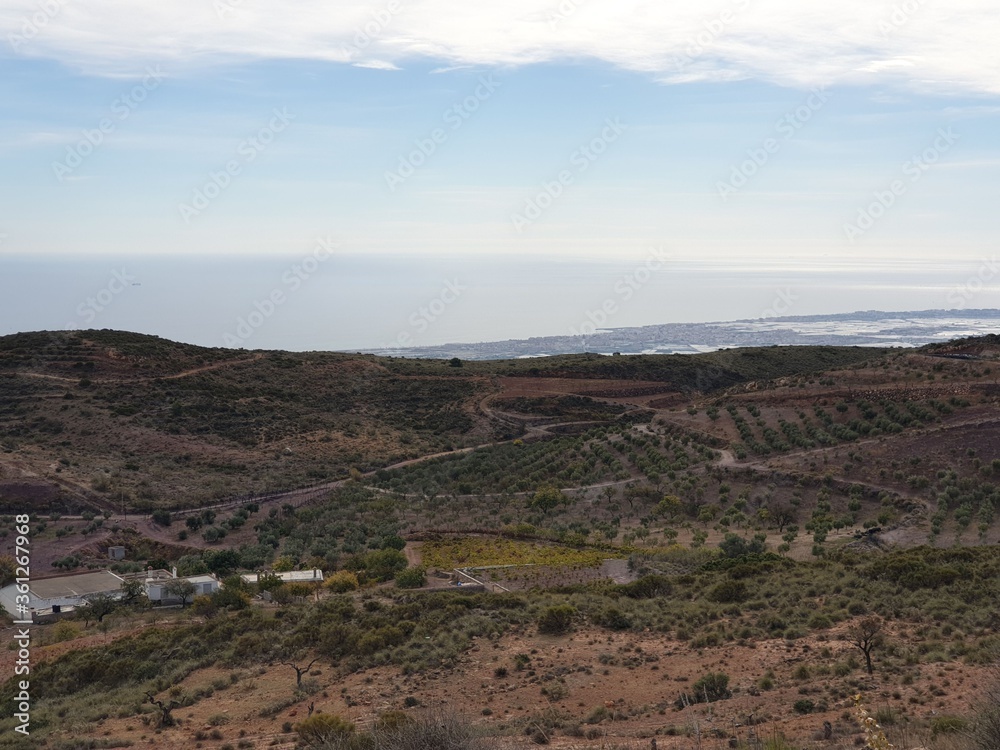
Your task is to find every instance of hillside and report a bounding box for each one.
[2,331,1000,750]
[0,330,883,514]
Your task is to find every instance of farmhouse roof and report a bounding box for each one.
[181,575,220,585]
[27,570,125,599]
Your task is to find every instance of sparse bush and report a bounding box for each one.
[202,526,226,543]
[295,714,354,746]
[620,574,672,599]
[718,533,765,559]
[541,682,568,702]
[677,672,731,707]
[969,659,1000,750]
[707,580,747,603]
[537,605,575,635]
[585,706,609,724]
[369,711,493,749]
[793,699,814,714]
[50,621,80,643]
[595,606,632,631]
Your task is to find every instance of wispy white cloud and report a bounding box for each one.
[352,60,401,70]
[1,0,999,94]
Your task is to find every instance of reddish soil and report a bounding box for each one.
[59,619,989,750]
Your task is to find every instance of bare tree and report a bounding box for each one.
[844,616,884,675]
[281,656,320,689]
[145,692,180,727]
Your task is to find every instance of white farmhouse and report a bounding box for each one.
[145,573,221,605]
[239,569,324,585]
[0,570,126,620]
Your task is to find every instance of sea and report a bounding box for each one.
[2,254,998,352]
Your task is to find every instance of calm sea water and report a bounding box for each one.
[1,255,996,351]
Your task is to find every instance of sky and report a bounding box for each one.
[1,1,999,348]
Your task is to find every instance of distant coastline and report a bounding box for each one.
[356,308,1000,360]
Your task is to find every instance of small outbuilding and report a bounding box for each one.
[145,573,221,605]
[239,569,324,585]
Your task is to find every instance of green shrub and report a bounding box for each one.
[718,533,765,559]
[394,567,426,589]
[677,672,731,707]
[793,699,814,714]
[538,605,576,635]
[595,607,632,631]
[707,580,747,603]
[584,706,609,724]
[295,714,354,745]
[930,715,967,735]
[347,548,407,583]
[203,526,226,543]
[324,571,359,593]
[807,614,832,630]
[619,574,672,599]
[372,710,414,733]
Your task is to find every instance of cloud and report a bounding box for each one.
[1,0,999,94]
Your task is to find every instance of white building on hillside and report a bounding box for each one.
[0,570,126,620]
[240,569,324,585]
[145,573,220,604]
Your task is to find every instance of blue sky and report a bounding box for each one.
[1,1,999,346]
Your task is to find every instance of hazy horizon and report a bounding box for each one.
[2,254,997,352]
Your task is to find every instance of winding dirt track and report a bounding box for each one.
[14,354,266,385]
[25,371,992,553]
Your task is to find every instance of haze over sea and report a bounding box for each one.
[2,254,996,353]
